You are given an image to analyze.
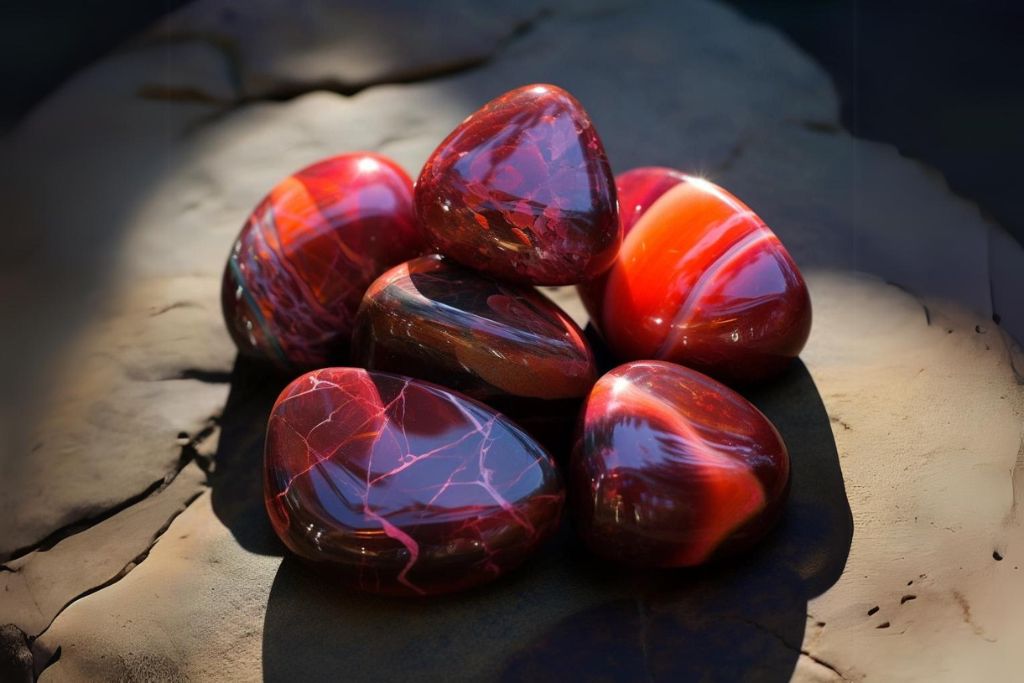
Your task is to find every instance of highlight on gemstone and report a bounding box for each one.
[222,152,424,370]
[578,167,811,384]
[570,360,790,567]
[264,367,565,596]
[415,84,620,286]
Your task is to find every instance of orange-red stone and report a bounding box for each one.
[415,84,620,286]
[222,153,423,370]
[579,167,811,384]
[570,361,790,567]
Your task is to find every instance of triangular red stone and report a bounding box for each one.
[415,84,620,285]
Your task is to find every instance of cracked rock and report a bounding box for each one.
[0,278,231,559]
[0,462,207,638]
[1,0,1022,680]
[146,0,551,99]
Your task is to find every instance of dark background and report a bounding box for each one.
[4,0,1023,248]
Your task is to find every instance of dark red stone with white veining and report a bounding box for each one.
[223,153,423,370]
[264,368,564,596]
[571,361,790,568]
[415,84,620,285]
[578,167,811,384]
[351,255,595,421]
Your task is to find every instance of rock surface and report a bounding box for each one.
[0,0,1021,680]
[1,463,208,638]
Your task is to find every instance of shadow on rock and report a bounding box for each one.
[208,355,290,556]
[261,360,852,682]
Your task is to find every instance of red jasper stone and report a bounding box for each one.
[351,255,596,428]
[222,153,424,370]
[570,361,790,568]
[415,84,620,286]
[264,367,564,596]
[578,167,811,384]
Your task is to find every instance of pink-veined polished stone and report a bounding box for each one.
[570,361,790,568]
[415,84,620,286]
[578,167,811,384]
[264,368,564,596]
[222,153,424,370]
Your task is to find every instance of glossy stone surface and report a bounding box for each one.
[264,368,564,596]
[415,84,620,286]
[351,255,596,427]
[571,361,790,567]
[222,153,423,369]
[579,167,811,384]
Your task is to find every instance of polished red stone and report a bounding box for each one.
[415,84,620,286]
[264,367,564,596]
[578,167,812,384]
[570,361,790,567]
[222,153,424,370]
[351,255,596,427]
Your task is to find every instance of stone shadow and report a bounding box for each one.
[208,355,290,556]
[259,359,852,682]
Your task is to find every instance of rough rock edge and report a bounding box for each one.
[34,485,207,641]
[133,0,643,108]
[2,410,220,565]
[23,472,211,679]
[136,7,556,117]
[2,424,218,665]
[738,617,853,682]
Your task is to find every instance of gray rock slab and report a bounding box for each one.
[0,462,207,638]
[1,0,1021,679]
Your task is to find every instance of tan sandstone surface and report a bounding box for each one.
[1,1,1021,681]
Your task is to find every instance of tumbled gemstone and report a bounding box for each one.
[578,167,811,384]
[222,153,424,370]
[415,84,620,285]
[570,361,790,567]
[351,255,596,433]
[264,368,564,596]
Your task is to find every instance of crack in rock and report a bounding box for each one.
[166,368,234,384]
[25,481,209,680]
[32,488,206,644]
[151,7,554,133]
[2,417,218,564]
[148,301,203,317]
[800,649,852,682]
[883,280,933,326]
[737,616,852,682]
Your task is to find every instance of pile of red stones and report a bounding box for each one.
[222,84,811,597]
